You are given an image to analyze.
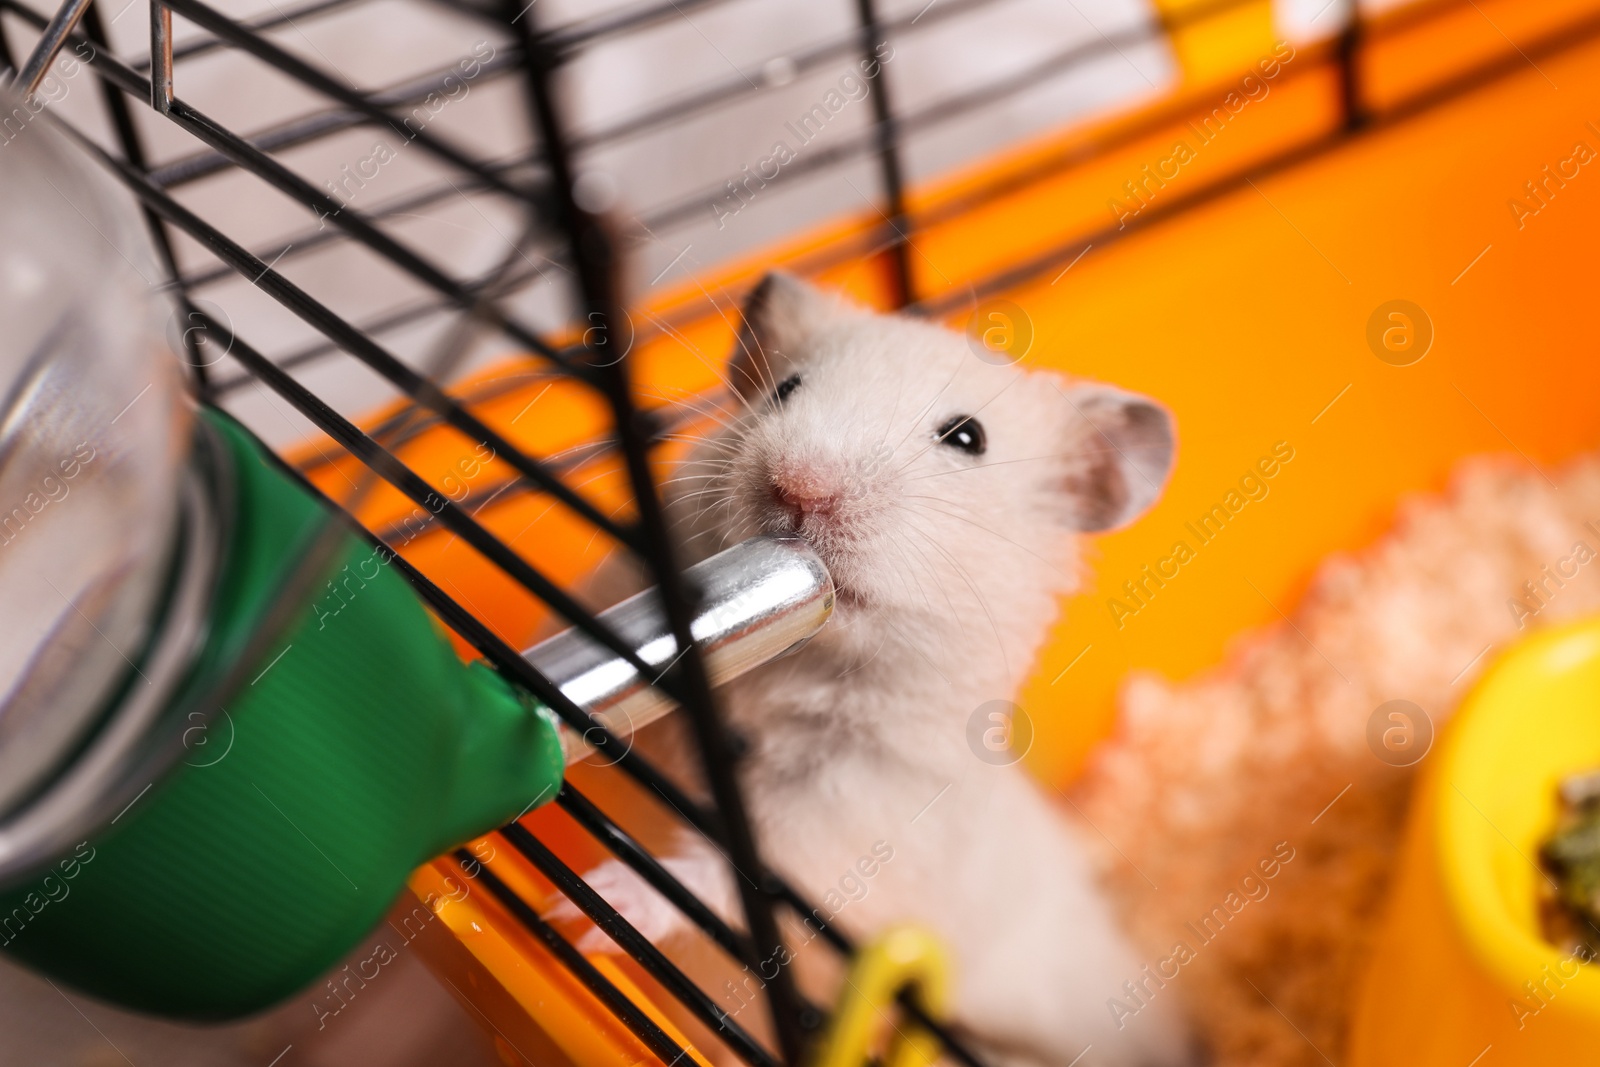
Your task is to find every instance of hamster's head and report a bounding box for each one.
[670,273,1174,677]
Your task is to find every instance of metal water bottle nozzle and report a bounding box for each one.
[525,535,835,764]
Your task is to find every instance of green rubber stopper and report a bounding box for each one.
[0,409,565,1018]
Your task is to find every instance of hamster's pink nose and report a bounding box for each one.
[768,463,845,524]
[775,485,838,516]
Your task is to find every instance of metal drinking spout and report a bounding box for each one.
[522,535,834,764]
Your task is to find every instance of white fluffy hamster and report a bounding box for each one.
[558,273,1191,1067]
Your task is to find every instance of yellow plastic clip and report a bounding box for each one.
[812,925,952,1067]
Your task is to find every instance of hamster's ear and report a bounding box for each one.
[729,272,848,401]
[1058,386,1175,532]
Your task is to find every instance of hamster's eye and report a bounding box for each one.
[936,415,986,456]
[773,373,802,404]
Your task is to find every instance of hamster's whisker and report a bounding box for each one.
[879,612,954,688]
[531,439,608,468]
[687,273,787,410]
[677,523,719,545]
[654,433,723,449]
[892,506,980,644]
[652,409,743,442]
[889,359,966,457]
[676,527,719,548]
[658,466,727,479]
[899,514,1010,677]
[664,460,740,485]
[618,387,715,430]
[543,465,626,512]
[632,386,756,439]
[687,491,739,530]
[874,357,917,467]
[716,290,783,404]
[656,473,728,488]
[634,304,761,414]
[671,487,735,505]
[665,456,741,477]
[885,536,933,616]
[573,492,638,559]
[902,495,1071,582]
[655,417,752,453]
[650,432,714,449]
[885,535,951,656]
[668,488,735,538]
[708,500,757,554]
[834,622,891,679]
[676,390,761,433]
[496,463,621,556]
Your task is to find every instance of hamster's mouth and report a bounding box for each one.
[830,582,866,612]
[749,490,870,611]
[800,545,869,613]
[759,517,868,612]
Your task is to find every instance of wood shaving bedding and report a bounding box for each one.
[1073,453,1600,1066]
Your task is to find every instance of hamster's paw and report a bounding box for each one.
[541,849,738,954]
[541,858,688,953]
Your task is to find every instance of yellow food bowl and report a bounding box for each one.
[1351,617,1600,1064]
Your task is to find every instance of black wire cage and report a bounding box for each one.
[3,0,1597,1060]
[0,0,1019,1062]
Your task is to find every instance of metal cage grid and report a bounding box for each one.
[1,0,1595,1061]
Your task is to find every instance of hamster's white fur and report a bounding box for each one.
[559,274,1190,1067]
